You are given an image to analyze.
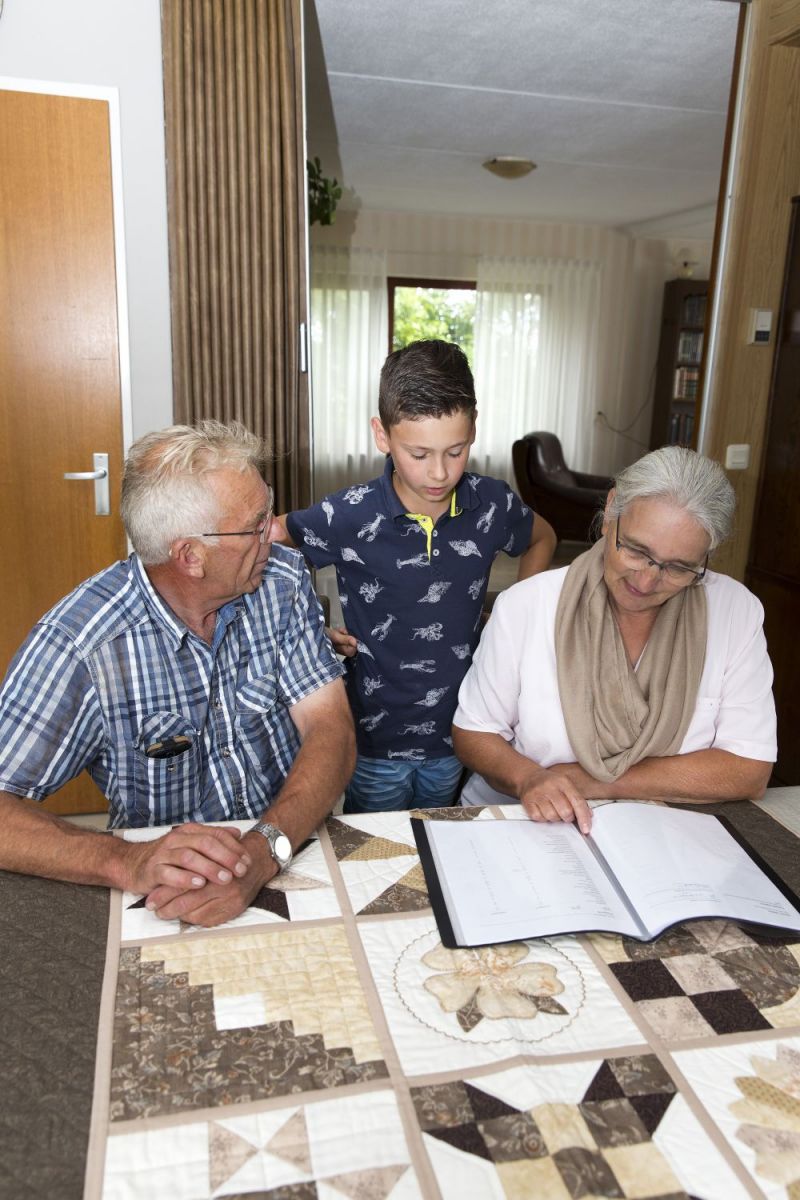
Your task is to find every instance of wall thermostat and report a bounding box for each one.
[747,309,773,345]
[725,444,751,471]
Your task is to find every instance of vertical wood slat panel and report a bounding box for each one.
[704,0,800,580]
[162,0,309,510]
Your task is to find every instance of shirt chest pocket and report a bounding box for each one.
[235,675,278,717]
[681,694,723,753]
[131,711,201,826]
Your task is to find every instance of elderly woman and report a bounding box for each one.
[452,446,776,832]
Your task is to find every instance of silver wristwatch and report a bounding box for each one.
[251,821,293,871]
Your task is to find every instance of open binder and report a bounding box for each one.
[412,803,800,949]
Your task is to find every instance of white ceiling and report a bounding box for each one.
[305,0,741,235]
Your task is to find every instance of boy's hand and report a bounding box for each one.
[267,515,293,546]
[327,626,358,657]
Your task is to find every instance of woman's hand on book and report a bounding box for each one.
[519,765,593,835]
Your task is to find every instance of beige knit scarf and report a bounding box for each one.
[554,537,707,782]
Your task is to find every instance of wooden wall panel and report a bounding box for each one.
[704,0,800,579]
[769,0,800,43]
[748,571,800,784]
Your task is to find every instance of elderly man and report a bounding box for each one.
[0,422,355,926]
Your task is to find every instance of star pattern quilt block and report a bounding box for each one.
[411,1057,750,1200]
[120,827,340,941]
[324,807,494,917]
[103,1091,422,1199]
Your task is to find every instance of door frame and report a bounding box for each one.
[0,76,133,456]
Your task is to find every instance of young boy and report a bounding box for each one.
[272,340,556,812]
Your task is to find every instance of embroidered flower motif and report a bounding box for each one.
[422,942,566,1031]
[731,1044,800,1190]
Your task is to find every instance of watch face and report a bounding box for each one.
[274,833,292,862]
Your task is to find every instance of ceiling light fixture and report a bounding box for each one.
[482,156,536,180]
[674,246,699,279]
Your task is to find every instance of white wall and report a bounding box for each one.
[0,0,173,439]
[311,211,713,474]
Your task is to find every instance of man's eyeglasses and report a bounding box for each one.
[187,489,274,546]
[615,519,707,585]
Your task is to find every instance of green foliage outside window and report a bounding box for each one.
[392,287,476,365]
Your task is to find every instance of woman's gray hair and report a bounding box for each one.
[121,421,267,564]
[606,445,735,551]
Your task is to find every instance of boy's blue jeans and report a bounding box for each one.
[343,753,463,814]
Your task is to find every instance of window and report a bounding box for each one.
[388,277,476,364]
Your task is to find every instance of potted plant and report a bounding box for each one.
[307,156,342,226]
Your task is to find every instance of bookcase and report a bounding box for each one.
[648,278,708,450]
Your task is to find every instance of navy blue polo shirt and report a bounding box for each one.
[287,457,533,760]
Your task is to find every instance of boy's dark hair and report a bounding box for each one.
[378,340,476,427]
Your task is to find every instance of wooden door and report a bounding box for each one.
[0,89,126,814]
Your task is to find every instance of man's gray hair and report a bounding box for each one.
[121,421,267,564]
[606,445,735,551]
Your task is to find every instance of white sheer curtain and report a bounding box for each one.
[472,257,601,485]
[309,246,387,498]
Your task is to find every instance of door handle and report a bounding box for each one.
[63,452,110,516]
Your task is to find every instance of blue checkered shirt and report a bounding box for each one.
[0,547,343,828]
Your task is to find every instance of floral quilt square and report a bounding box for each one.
[120,825,340,942]
[674,1036,800,1200]
[102,1090,421,1199]
[589,919,800,1040]
[358,915,643,1075]
[411,1058,750,1200]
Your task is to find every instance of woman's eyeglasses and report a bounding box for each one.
[615,519,707,585]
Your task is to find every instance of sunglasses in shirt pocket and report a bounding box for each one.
[132,711,201,826]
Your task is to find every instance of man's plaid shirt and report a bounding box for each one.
[0,546,343,827]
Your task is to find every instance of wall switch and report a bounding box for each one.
[747,309,773,344]
[725,444,751,470]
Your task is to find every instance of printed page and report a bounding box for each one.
[425,818,640,946]
[591,803,800,937]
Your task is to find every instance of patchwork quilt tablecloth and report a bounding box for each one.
[12,793,800,1199]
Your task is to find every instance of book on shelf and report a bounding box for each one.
[412,802,800,948]
[682,293,707,327]
[674,366,699,399]
[668,411,695,447]
[677,330,703,365]
[683,412,695,444]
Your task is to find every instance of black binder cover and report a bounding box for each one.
[411,812,800,951]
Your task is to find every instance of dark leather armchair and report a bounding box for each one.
[512,432,613,543]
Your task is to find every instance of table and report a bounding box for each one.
[3,790,800,1200]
